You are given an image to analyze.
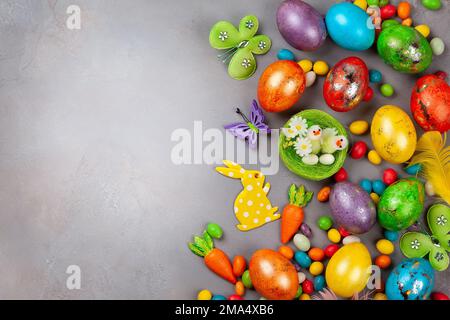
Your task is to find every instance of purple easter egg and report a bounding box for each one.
[330,182,376,234]
[276,0,327,51]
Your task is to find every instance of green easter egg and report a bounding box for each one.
[242,270,253,289]
[422,0,441,10]
[377,178,425,231]
[377,25,432,73]
[206,223,223,239]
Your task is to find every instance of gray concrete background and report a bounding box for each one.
[0,0,448,299]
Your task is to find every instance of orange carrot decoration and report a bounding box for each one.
[280,184,313,244]
[188,231,237,284]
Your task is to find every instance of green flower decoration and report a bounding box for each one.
[209,15,271,80]
[400,204,450,271]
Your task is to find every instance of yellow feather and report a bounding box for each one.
[409,131,450,205]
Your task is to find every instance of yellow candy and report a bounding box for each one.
[327,228,341,244]
[415,24,430,38]
[353,0,368,11]
[309,261,324,276]
[376,239,394,255]
[197,289,212,300]
[368,150,382,165]
[298,59,313,73]
[349,120,369,135]
[313,61,329,76]
[370,192,380,204]
[299,293,311,300]
[373,293,388,300]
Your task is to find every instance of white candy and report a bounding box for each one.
[343,235,361,245]
[259,297,267,300]
[430,37,445,56]
[297,272,306,284]
[319,153,335,165]
[305,71,316,87]
[425,180,435,196]
[302,154,319,165]
[293,234,311,252]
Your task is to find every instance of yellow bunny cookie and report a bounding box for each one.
[216,160,279,231]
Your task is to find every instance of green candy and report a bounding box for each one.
[421,0,441,10]
[242,270,253,289]
[377,25,432,73]
[378,178,425,231]
[381,19,399,30]
[317,216,333,231]
[206,223,223,239]
[380,83,394,97]
[295,286,303,299]
[367,0,380,6]
[379,0,389,6]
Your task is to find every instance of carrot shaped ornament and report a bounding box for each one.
[280,184,313,244]
[188,231,237,284]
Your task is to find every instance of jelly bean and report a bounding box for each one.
[232,256,247,277]
[372,179,386,195]
[317,186,331,202]
[370,192,380,204]
[368,149,382,165]
[324,244,340,258]
[309,261,324,276]
[334,168,348,182]
[278,245,294,260]
[382,19,399,29]
[354,0,368,11]
[421,0,441,10]
[425,181,435,196]
[435,70,447,80]
[198,289,212,300]
[397,2,411,19]
[404,163,421,175]
[314,275,326,292]
[380,83,394,97]
[295,286,303,299]
[359,179,372,193]
[369,69,382,83]
[212,295,227,300]
[293,234,311,252]
[295,251,312,268]
[349,120,369,135]
[375,255,391,269]
[431,292,449,300]
[383,168,398,185]
[430,37,445,56]
[228,294,244,300]
[351,141,368,159]
[367,0,379,6]
[401,18,413,26]
[297,272,306,284]
[373,293,388,300]
[235,281,245,296]
[298,59,313,73]
[327,228,341,244]
[343,235,361,245]
[242,270,253,289]
[206,223,223,239]
[376,239,394,255]
[384,230,399,242]
[363,86,374,102]
[300,293,311,300]
[379,0,389,7]
[317,216,333,231]
[277,48,295,61]
[305,71,316,88]
[338,226,351,238]
[380,4,396,20]
[300,223,313,238]
[313,61,329,76]
[308,248,325,261]
[302,279,314,294]
[415,24,430,38]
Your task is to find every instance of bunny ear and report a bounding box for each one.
[216,160,244,179]
[400,232,432,259]
[223,160,243,171]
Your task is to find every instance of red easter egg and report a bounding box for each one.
[350,141,368,159]
[363,87,374,102]
[338,226,351,237]
[431,292,449,300]
[228,294,244,300]
[334,167,348,182]
[302,279,314,294]
[324,244,340,258]
[380,4,396,20]
[383,168,398,185]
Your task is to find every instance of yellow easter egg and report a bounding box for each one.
[325,243,372,298]
[376,239,394,255]
[415,24,430,38]
[298,59,313,73]
[349,120,369,135]
[367,150,382,165]
[197,289,212,300]
[370,105,417,164]
[354,0,368,11]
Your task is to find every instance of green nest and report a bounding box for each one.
[279,109,348,181]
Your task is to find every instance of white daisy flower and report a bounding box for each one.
[218,31,228,41]
[241,58,251,68]
[282,127,298,139]
[294,137,312,157]
[289,116,308,137]
[437,215,447,226]
[258,41,267,50]
[410,239,420,250]
[245,20,254,29]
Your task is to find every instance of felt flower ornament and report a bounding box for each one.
[294,137,312,157]
[289,116,308,137]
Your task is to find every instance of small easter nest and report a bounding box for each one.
[279,109,348,181]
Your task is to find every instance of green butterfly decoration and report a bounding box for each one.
[209,15,271,80]
[400,204,450,271]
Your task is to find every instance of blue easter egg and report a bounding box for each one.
[404,163,422,175]
[277,48,295,61]
[384,230,399,242]
[386,258,435,300]
[212,295,227,300]
[359,179,372,193]
[314,275,326,291]
[325,2,375,51]
[372,179,386,195]
[369,69,382,83]
[294,251,311,268]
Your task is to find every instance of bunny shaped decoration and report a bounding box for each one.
[216,160,279,231]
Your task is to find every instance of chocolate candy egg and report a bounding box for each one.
[323,57,369,112]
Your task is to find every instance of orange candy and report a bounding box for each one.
[402,18,412,26]
[232,256,247,277]
[317,186,331,202]
[375,255,391,269]
[397,2,411,20]
[278,245,294,260]
[235,281,245,296]
[308,247,325,261]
